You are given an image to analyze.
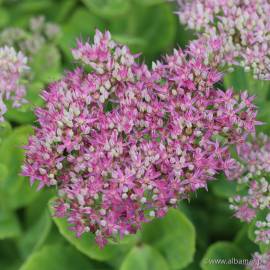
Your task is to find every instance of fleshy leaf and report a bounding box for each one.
[109,3,176,57]
[59,8,105,62]
[19,244,109,270]
[0,209,21,239]
[223,68,270,102]
[234,225,257,257]
[134,0,165,6]
[18,210,52,259]
[120,245,169,270]
[81,0,131,19]
[5,82,44,124]
[210,174,237,199]
[0,8,9,28]
[141,208,196,270]
[200,242,245,270]
[0,240,22,270]
[0,121,12,143]
[31,45,62,83]
[0,126,38,209]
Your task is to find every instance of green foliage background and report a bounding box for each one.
[0,0,269,270]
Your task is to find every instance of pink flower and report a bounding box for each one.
[229,133,270,246]
[23,30,258,248]
[0,46,28,121]
[177,0,270,80]
[235,204,256,222]
[249,252,270,270]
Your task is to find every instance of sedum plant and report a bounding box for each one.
[0,16,60,61]
[0,16,62,124]
[1,0,270,269]
[22,30,258,248]
[250,252,270,269]
[0,46,29,121]
[229,133,270,269]
[177,0,270,80]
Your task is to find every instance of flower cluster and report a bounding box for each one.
[0,16,60,121]
[22,30,258,247]
[249,252,270,270]
[0,46,29,122]
[229,133,270,246]
[0,16,60,60]
[177,0,270,80]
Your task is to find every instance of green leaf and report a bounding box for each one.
[10,0,53,13]
[0,121,12,144]
[134,0,165,6]
[112,34,147,53]
[132,4,176,54]
[5,81,44,124]
[109,3,176,57]
[255,100,270,134]
[0,126,33,175]
[55,0,77,22]
[81,0,131,19]
[176,23,196,49]
[41,224,67,247]
[210,174,237,199]
[223,68,270,103]
[234,225,257,257]
[18,210,52,259]
[0,163,8,184]
[25,81,44,106]
[5,1,52,28]
[0,126,39,209]
[19,244,106,270]
[178,204,209,251]
[120,245,169,270]
[31,45,62,83]
[206,201,241,239]
[59,8,105,62]
[48,198,136,262]
[142,208,196,269]
[0,8,10,28]
[5,103,35,124]
[0,240,22,270]
[25,190,53,227]
[0,209,21,239]
[200,242,245,270]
